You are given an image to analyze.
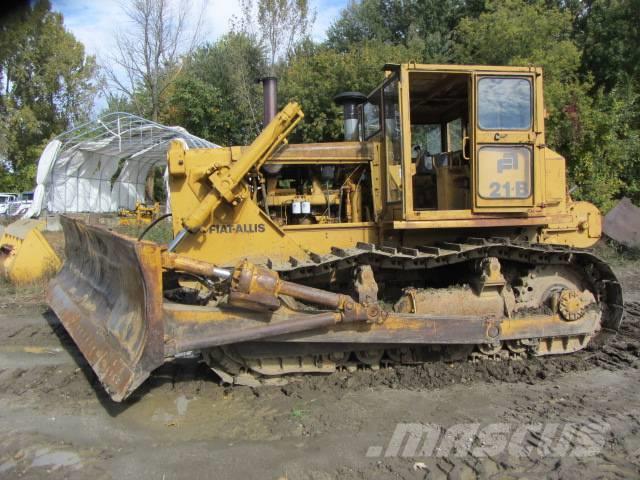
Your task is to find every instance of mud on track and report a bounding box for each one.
[276,304,640,398]
[2,300,638,408]
[0,270,638,479]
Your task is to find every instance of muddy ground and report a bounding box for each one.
[0,257,639,479]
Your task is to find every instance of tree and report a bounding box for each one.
[325,0,483,62]
[453,0,580,80]
[103,0,204,121]
[102,92,137,115]
[326,0,415,50]
[452,0,640,210]
[163,33,267,145]
[553,82,640,211]
[0,0,97,191]
[163,0,316,146]
[280,40,423,143]
[236,0,315,74]
[580,0,640,91]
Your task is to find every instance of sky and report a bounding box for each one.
[50,0,347,112]
[51,0,346,67]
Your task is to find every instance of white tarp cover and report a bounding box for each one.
[25,112,217,217]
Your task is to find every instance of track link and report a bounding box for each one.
[277,237,623,332]
[205,238,624,385]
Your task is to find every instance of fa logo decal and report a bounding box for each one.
[497,154,518,173]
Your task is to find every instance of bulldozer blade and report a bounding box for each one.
[47,216,165,402]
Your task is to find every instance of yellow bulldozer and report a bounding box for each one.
[48,64,623,401]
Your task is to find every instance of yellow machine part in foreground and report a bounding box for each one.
[0,219,61,284]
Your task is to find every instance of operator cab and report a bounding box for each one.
[361,64,542,222]
[408,72,469,210]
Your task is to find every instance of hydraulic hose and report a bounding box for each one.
[137,213,172,241]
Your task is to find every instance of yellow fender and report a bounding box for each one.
[0,219,62,284]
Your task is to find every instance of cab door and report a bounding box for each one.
[472,73,539,212]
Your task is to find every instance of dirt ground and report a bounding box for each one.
[0,258,639,479]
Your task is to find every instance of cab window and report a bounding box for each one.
[446,118,463,151]
[383,79,401,165]
[383,78,402,202]
[478,77,532,130]
[477,145,532,199]
[411,124,442,155]
[363,89,382,139]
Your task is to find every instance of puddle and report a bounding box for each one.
[30,448,81,470]
[22,346,63,354]
[0,345,72,368]
[121,392,284,441]
[176,395,191,416]
[0,345,63,354]
[150,395,192,424]
[0,459,16,473]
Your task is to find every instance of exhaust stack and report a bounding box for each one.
[259,76,282,174]
[334,92,367,141]
[259,76,278,126]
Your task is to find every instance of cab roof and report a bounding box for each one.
[383,63,543,75]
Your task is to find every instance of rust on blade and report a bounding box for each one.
[47,216,165,402]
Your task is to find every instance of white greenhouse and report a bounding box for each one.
[24,112,217,218]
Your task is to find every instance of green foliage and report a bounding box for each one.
[289,407,309,419]
[102,93,137,115]
[581,0,640,91]
[451,0,640,211]
[326,0,416,49]
[162,33,266,145]
[114,218,174,244]
[326,0,483,61]
[254,0,315,70]
[280,40,423,143]
[555,82,640,211]
[453,0,580,80]
[0,0,97,191]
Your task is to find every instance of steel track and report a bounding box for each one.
[205,238,624,383]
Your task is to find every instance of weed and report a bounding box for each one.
[0,276,50,307]
[290,407,309,420]
[592,238,640,266]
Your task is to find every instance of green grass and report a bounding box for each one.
[290,407,309,420]
[111,219,174,245]
[0,275,50,307]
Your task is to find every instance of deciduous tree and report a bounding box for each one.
[163,33,266,145]
[237,0,315,74]
[103,0,204,121]
[0,0,97,191]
